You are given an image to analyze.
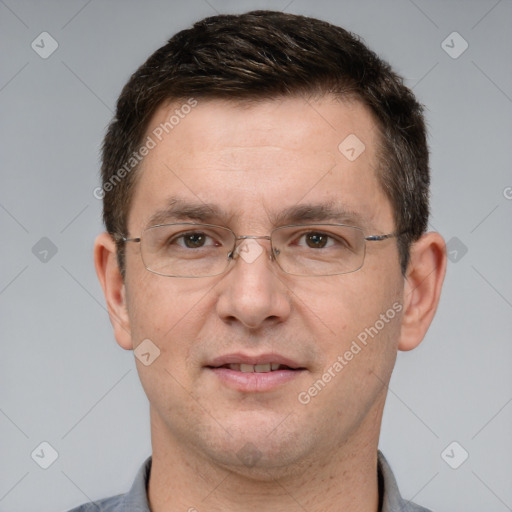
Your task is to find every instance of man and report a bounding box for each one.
[72,10,446,512]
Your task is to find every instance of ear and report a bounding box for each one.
[94,232,133,350]
[398,232,447,351]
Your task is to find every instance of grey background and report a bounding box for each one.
[1,0,511,511]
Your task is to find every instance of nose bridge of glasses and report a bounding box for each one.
[229,234,276,263]
[236,235,272,241]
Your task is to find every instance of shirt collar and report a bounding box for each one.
[122,450,416,511]
[119,455,152,511]
[378,450,418,511]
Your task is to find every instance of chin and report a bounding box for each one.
[196,413,316,477]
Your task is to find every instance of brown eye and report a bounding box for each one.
[305,232,329,248]
[182,233,207,248]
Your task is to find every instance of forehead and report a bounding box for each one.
[128,95,392,232]
[148,95,376,164]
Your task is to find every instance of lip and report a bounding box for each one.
[207,353,303,369]
[205,353,306,393]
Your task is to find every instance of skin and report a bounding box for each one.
[95,94,446,512]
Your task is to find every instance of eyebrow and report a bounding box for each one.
[146,197,367,229]
[146,197,226,226]
[271,202,366,227]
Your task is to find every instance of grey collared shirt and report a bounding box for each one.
[66,451,432,511]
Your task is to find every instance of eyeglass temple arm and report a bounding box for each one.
[365,229,408,242]
[116,235,141,243]
[365,233,396,242]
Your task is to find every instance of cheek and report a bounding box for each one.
[292,266,401,338]
[125,278,210,411]
[290,266,404,414]
[126,270,209,341]
[124,271,233,384]
[297,294,402,424]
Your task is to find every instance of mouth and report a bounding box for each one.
[209,363,300,373]
[205,354,306,392]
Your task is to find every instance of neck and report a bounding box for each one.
[147,405,383,512]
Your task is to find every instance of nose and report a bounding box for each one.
[215,238,291,330]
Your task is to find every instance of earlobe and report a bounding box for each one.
[398,232,446,351]
[94,232,133,350]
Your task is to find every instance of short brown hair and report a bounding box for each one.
[101,10,429,275]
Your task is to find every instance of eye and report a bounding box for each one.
[279,226,357,254]
[296,231,336,249]
[174,231,218,249]
[303,232,330,249]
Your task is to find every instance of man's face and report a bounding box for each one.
[122,95,404,474]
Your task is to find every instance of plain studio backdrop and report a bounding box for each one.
[1,1,511,511]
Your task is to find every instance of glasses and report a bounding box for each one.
[120,223,400,278]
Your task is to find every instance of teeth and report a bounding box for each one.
[254,363,271,373]
[226,363,285,373]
